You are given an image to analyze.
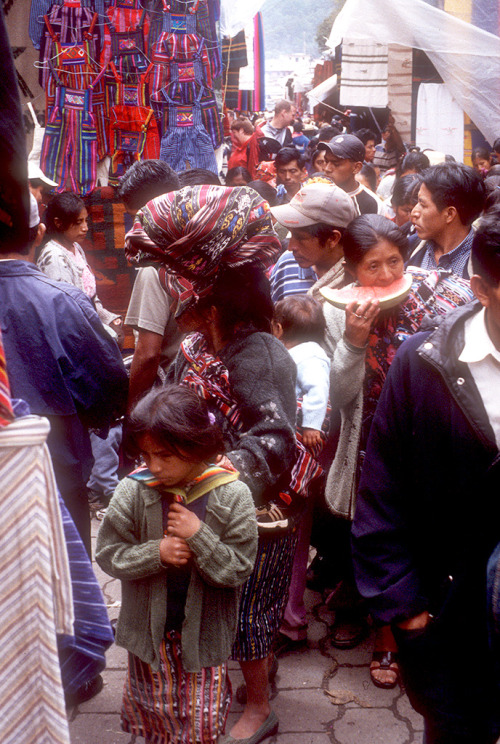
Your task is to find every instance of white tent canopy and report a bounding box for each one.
[327,0,500,145]
[220,0,266,37]
[306,74,338,104]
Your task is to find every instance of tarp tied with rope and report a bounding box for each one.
[327,0,500,145]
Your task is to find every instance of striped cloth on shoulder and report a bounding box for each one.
[0,414,73,744]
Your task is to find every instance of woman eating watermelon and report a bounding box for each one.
[320,214,474,690]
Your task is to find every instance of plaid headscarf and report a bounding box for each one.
[125,184,282,316]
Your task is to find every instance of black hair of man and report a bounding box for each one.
[177,168,221,187]
[471,205,500,285]
[493,137,500,153]
[318,126,341,143]
[359,164,377,192]
[421,163,486,227]
[247,180,278,207]
[274,147,307,171]
[117,160,180,211]
[355,128,377,145]
[483,177,500,214]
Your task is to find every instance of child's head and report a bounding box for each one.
[272,295,326,347]
[126,385,225,473]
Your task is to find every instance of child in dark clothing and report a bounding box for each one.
[96,385,258,744]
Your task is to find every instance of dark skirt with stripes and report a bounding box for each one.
[231,529,298,661]
[121,632,231,744]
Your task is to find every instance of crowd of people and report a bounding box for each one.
[2,91,500,744]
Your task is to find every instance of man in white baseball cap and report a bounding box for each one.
[269,181,356,303]
[28,161,57,204]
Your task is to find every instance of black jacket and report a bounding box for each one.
[352,301,500,625]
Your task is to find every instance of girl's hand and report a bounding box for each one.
[167,502,201,540]
[160,535,192,566]
[216,454,237,471]
[344,298,380,348]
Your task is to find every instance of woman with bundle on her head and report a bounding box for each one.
[125,185,313,744]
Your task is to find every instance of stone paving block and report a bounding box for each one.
[327,642,373,666]
[105,641,128,669]
[78,671,125,714]
[69,713,132,744]
[273,734,332,744]
[273,689,339,731]
[307,616,329,648]
[334,708,411,744]
[396,695,424,731]
[327,666,400,707]
[276,648,333,688]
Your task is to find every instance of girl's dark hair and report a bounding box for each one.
[197,264,274,340]
[225,166,252,186]
[343,214,409,266]
[396,151,430,179]
[126,385,225,462]
[391,173,422,209]
[472,146,492,163]
[274,295,326,345]
[45,192,85,236]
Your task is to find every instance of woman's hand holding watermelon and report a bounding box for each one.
[344,298,380,348]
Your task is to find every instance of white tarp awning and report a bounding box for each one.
[306,74,338,104]
[220,0,266,37]
[327,0,500,144]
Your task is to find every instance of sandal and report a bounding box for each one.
[369,650,399,689]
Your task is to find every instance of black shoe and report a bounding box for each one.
[65,674,104,707]
[273,631,307,657]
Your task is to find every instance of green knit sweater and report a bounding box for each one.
[95,476,258,672]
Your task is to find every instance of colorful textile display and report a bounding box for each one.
[33,0,222,193]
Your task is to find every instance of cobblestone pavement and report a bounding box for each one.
[68,521,425,744]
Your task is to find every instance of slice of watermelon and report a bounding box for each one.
[320,274,413,311]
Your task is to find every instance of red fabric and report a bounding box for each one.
[228,131,262,179]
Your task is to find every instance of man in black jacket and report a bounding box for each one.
[352,209,500,744]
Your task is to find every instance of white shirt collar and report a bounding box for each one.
[459,307,500,365]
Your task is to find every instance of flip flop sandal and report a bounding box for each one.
[369,650,399,689]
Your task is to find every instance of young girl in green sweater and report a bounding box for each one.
[96,385,258,744]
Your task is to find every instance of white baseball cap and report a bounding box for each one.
[29,192,40,228]
[28,161,58,187]
[271,182,356,229]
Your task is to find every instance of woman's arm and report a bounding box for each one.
[221,334,297,502]
[324,303,367,409]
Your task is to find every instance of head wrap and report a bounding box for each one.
[125,185,281,317]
